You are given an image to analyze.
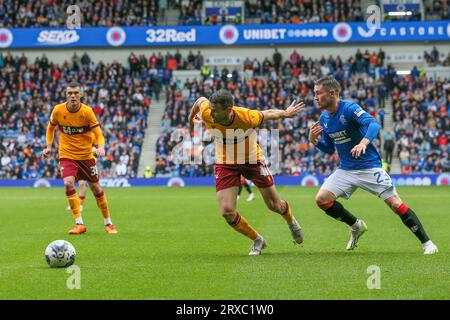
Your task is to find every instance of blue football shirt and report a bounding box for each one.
[318,99,382,170]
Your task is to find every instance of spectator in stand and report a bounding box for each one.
[273,48,282,70]
[0,0,159,28]
[0,51,171,179]
[391,72,449,174]
[383,130,395,164]
[156,48,392,178]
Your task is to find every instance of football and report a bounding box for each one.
[44,240,76,268]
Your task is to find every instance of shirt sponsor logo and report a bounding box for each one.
[61,126,89,135]
[329,130,351,144]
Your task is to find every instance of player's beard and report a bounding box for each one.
[316,99,327,111]
[321,97,334,111]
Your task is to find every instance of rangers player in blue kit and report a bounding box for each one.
[309,76,438,254]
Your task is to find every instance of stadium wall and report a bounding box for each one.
[1,174,449,188]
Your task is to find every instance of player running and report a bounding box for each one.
[309,76,437,254]
[43,82,118,234]
[189,89,305,255]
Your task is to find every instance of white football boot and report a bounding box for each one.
[246,193,256,201]
[346,219,368,250]
[249,235,267,256]
[422,240,438,255]
[288,218,304,244]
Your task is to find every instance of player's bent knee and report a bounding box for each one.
[392,202,409,215]
[64,180,75,190]
[385,196,404,213]
[315,195,333,210]
[90,183,103,196]
[266,200,279,212]
[221,210,236,223]
[220,205,236,216]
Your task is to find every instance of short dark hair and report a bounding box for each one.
[209,89,234,109]
[67,81,81,88]
[315,76,341,94]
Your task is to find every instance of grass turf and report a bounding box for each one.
[0,186,448,299]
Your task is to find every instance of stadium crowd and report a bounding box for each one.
[2,0,447,28]
[424,0,450,20]
[392,75,450,174]
[245,0,364,24]
[177,0,449,26]
[0,51,164,179]
[154,48,390,178]
[1,47,448,180]
[0,0,159,28]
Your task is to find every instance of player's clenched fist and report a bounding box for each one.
[42,146,52,159]
[96,145,105,157]
[308,121,323,145]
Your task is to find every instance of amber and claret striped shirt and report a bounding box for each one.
[199,100,265,165]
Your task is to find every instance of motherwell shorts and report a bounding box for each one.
[59,158,99,183]
[214,162,274,192]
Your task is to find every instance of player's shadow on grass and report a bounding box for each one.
[199,250,425,259]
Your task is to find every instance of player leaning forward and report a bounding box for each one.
[43,82,118,234]
[189,89,305,255]
[310,76,437,254]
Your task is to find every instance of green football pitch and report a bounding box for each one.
[0,186,448,300]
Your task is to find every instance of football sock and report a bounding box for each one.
[244,184,252,194]
[395,204,430,243]
[66,188,81,219]
[104,217,112,226]
[280,200,293,223]
[238,184,243,196]
[75,217,84,225]
[79,196,86,206]
[228,212,258,240]
[94,191,111,219]
[322,201,358,226]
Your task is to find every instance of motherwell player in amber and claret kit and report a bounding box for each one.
[43,82,118,234]
[189,89,305,255]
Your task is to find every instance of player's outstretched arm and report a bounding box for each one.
[42,123,56,159]
[189,97,208,125]
[261,99,305,122]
